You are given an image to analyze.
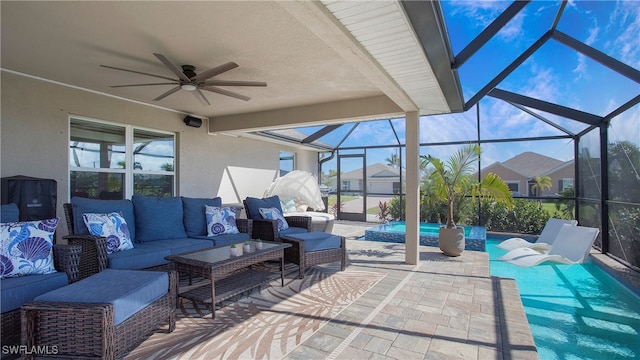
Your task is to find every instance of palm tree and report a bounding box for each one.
[420,144,513,229]
[385,152,401,169]
[531,175,552,197]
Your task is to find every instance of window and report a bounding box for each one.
[69,117,175,199]
[559,178,574,191]
[279,151,295,176]
[506,181,521,196]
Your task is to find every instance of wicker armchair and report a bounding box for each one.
[63,203,253,279]
[243,198,312,242]
[1,244,81,352]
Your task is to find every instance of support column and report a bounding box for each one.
[405,111,420,265]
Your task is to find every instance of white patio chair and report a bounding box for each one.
[497,218,578,252]
[498,224,599,267]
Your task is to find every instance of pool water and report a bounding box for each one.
[382,222,472,236]
[364,221,486,251]
[488,239,640,359]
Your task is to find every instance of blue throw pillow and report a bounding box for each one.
[205,206,240,236]
[71,197,136,242]
[132,195,187,242]
[1,203,19,223]
[259,207,289,231]
[182,197,222,237]
[0,218,59,278]
[82,212,134,254]
[245,196,283,220]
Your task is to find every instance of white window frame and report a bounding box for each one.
[69,115,176,199]
[561,178,574,191]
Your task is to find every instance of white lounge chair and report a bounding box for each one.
[498,224,599,267]
[497,218,578,251]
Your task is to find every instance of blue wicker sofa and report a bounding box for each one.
[63,195,252,279]
[0,203,81,350]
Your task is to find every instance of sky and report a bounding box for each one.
[313,0,639,174]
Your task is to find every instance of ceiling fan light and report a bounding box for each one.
[181,84,197,91]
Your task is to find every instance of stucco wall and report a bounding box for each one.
[1,72,318,236]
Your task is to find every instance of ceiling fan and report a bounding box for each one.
[100,53,267,106]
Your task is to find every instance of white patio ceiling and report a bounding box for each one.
[1,1,460,140]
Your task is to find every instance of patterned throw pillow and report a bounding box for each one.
[205,206,240,236]
[259,207,289,231]
[0,218,59,278]
[82,212,134,254]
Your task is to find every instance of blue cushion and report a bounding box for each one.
[284,232,342,252]
[191,232,250,247]
[1,272,68,313]
[182,197,222,237]
[280,227,309,236]
[139,238,214,255]
[244,196,283,220]
[71,197,136,242]
[107,244,172,270]
[34,269,168,326]
[132,195,187,242]
[1,203,19,223]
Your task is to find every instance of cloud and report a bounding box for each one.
[610,1,640,69]
[446,1,507,28]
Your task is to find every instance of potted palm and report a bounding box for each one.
[420,144,512,256]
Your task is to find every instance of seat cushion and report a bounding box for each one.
[139,238,214,255]
[244,196,283,220]
[71,197,136,242]
[191,232,250,247]
[1,272,68,313]
[34,269,168,325]
[284,232,342,252]
[279,227,309,237]
[182,197,222,237]
[0,203,19,223]
[132,195,187,242]
[107,244,172,270]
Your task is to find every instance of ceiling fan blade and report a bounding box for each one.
[110,82,178,88]
[192,89,211,106]
[193,62,239,82]
[202,80,267,87]
[100,65,176,81]
[153,53,191,82]
[153,86,181,101]
[201,86,250,101]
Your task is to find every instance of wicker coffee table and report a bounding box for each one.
[165,240,290,318]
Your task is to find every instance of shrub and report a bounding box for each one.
[478,199,549,234]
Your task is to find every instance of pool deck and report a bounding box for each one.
[284,221,539,360]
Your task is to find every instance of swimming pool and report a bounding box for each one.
[364,221,487,251]
[488,239,640,359]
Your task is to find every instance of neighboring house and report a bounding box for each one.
[329,163,404,195]
[479,152,574,197]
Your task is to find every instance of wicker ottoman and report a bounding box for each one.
[22,269,176,360]
[281,232,346,279]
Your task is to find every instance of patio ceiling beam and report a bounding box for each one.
[302,125,343,144]
[452,0,530,69]
[551,30,640,84]
[281,1,418,112]
[464,30,552,111]
[401,0,464,113]
[208,95,403,134]
[488,88,603,126]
